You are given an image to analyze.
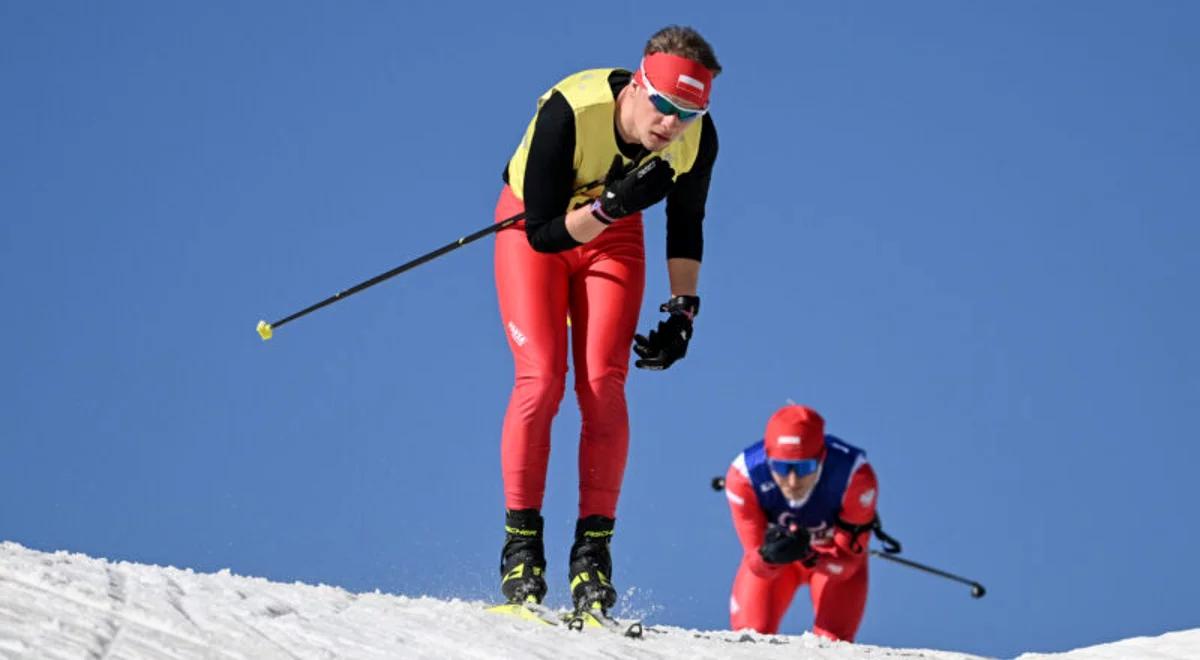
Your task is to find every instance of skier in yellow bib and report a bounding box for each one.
[493,25,722,618]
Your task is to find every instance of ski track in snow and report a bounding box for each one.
[1,541,1196,660]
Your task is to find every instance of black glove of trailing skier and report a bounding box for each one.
[633,295,699,370]
[591,155,675,224]
[758,523,813,565]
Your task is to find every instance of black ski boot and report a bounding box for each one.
[568,515,617,613]
[499,509,547,604]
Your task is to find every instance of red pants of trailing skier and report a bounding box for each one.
[730,555,869,642]
[493,185,645,519]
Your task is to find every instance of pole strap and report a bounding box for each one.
[834,515,903,555]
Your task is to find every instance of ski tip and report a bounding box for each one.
[485,602,557,626]
[565,606,644,638]
[256,320,273,341]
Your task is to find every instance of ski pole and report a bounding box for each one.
[708,475,985,598]
[256,210,523,340]
[255,177,611,341]
[869,550,986,598]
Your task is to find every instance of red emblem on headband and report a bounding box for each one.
[635,52,713,109]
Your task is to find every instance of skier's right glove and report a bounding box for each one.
[758,523,813,565]
[591,155,675,224]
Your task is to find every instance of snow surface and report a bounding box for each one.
[1,541,1195,660]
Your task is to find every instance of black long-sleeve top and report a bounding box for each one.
[504,70,718,258]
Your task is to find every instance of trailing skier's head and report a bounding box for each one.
[763,405,826,500]
[764,404,826,462]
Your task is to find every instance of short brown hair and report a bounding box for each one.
[644,25,722,77]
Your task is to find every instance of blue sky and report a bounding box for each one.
[2,2,1197,657]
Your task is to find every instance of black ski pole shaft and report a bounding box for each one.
[870,550,986,598]
[256,177,609,341]
[256,211,523,340]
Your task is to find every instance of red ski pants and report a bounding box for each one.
[730,556,869,642]
[493,186,645,518]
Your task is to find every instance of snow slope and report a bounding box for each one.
[0,542,1194,660]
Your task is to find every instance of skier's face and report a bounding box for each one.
[630,80,696,151]
[773,469,820,501]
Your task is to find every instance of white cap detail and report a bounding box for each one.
[777,435,802,446]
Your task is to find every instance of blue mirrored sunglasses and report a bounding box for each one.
[768,458,821,478]
[649,93,704,121]
[640,66,707,122]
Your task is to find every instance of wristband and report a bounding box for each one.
[662,295,700,320]
[590,200,615,225]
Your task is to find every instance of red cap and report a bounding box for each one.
[764,405,826,460]
[635,52,713,109]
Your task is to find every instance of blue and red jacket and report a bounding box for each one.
[725,435,879,577]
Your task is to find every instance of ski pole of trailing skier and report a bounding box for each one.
[709,476,986,599]
[869,550,986,598]
[255,177,610,341]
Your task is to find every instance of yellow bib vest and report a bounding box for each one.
[506,68,705,211]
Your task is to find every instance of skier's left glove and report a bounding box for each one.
[633,295,699,370]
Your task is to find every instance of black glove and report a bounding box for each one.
[758,523,813,566]
[591,155,675,224]
[633,295,699,370]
